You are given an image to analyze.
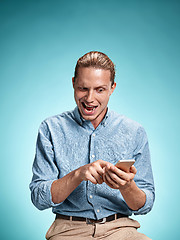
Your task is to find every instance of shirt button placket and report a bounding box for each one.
[90,132,96,162]
[87,132,97,214]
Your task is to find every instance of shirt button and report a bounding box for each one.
[89,195,93,199]
[92,154,95,158]
[97,209,100,213]
[92,133,96,137]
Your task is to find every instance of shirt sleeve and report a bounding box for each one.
[132,126,155,215]
[29,121,62,210]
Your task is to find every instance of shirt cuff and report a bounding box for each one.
[132,189,155,215]
[43,179,63,208]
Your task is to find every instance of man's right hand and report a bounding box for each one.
[77,159,109,185]
[51,159,109,204]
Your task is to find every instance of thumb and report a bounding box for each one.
[98,159,110,168]
[130,165,137,174]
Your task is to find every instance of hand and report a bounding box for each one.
[103,164,137,190]
[51,160,108,204]
[77,160,109,184]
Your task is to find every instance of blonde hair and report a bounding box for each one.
[74,51,115,86]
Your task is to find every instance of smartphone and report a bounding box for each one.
[115,159,135,172]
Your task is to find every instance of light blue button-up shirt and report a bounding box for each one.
[29,107,155,220]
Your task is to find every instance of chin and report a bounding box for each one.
[81,112,96,121]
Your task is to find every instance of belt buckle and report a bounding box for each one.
[86,217,106,224]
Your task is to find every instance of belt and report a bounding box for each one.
[56,213,128,224]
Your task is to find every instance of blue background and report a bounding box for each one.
[0,0,180,239]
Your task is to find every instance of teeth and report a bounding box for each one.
[82,102,97,112]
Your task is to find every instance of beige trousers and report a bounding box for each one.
[46,217,151,240]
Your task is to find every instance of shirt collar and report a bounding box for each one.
[73,106,109,127]
[73,107,83,125]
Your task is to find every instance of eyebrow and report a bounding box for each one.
[95,85,108,88]
[78,85,108,88]
[97,85,107,87]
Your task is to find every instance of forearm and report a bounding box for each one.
[119,180,146,211]
[51,159,108,204]
[51,168,82,204]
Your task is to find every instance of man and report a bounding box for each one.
[30,51,155,240]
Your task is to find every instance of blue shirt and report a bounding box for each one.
[29,107,155,220]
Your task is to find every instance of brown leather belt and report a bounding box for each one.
[56,213,128,224]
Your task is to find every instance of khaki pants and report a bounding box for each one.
[46,217,151,240]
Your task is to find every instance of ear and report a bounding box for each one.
[110,82,116,95]
[72,77,75,88]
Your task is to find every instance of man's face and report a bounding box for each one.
[72,67,116,128]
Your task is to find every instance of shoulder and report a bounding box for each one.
[45,110,74,124]
[38,109,75,133]
[109,110,143,131]
[109,110,148,145]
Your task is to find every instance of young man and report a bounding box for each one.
[30,51,155,240]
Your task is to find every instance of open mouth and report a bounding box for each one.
[82,102,98,113]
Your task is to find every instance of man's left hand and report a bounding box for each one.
[103,164,137,190]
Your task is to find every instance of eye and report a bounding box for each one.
[97,88,105,93]
[78,87,88,92]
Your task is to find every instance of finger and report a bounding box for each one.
[82,166,100,184]
[104,171,120,189]
[89,164,105,184]
[93,173,103,184]
[130,165,137,174]
[90,161,105,176]
[87,174,99,184]
[107,169,129,186]
[103,173,118,189]
[97,159,111,169]
[89,167,104,184]
[109,165,133,182]
[109,165,127,180]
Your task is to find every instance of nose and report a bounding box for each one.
[85,90,94,103]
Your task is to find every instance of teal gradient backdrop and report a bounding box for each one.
[1,0,180,239]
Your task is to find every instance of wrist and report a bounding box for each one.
[119,180,135,192]
[74,167,84,184]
